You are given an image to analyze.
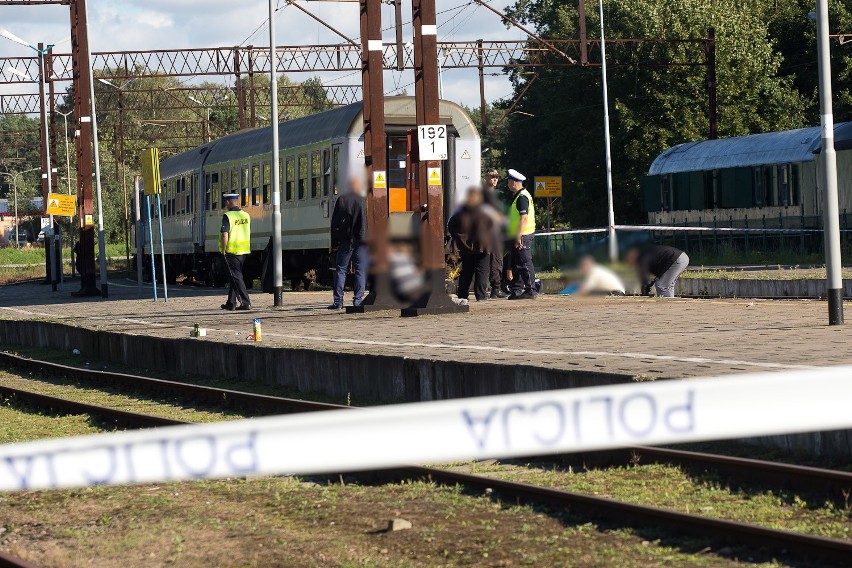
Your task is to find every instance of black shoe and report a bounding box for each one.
[507,293,520,300]
[490,290,507,299]
[235,304,252,311]
[518,291,536,300]
[327,304,344,310]
[221,303,236,311]
[475,296,488,302]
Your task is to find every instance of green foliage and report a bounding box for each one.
[2,72,335,244]
[496,0,850,228]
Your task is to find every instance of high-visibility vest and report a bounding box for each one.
[507,188,536,237]
[219,210,251,255]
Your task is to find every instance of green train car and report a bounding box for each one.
[641,122,852,226]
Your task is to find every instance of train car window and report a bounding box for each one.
[791,164,801,206]
[323,149,331,196]
[286,157,295,201]
[252,164,261,206]
[298,154,307,200]
[660,176,671,211]
[311,151,321,199]
[332,146,340,195]
[753,168,764,207]
[779,165,790,207]
[263,162,271,204]
[209,173,218,211]
[241,166,250,207]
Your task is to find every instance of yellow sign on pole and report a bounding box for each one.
[46,193,76,216]
[141,148,161,196]
[534,176,563,198]
[373,171,387,190]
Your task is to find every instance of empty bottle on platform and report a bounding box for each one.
[253,318,262,342]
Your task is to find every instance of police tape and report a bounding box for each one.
[538,224,852,238]
[0,366,850,492]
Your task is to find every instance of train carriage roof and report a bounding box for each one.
[159,97,477,176]
[648,122,852,176]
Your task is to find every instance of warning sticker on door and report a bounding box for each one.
[373,171,387,190]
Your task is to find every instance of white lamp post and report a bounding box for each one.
[0,167,38,247]
[269,0,284,307]
[2,30,59,287]
[597,1,617,263]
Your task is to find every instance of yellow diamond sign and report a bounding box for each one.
[46,193,76,216]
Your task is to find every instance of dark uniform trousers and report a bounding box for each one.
[509,234,536,296]
[457,252,490,301]
[224,253,251,307]
[489,238,504,291]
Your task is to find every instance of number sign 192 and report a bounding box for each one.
[417,124,448,161]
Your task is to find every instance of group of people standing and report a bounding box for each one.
[216,168,690,310]
[448,168,539,302]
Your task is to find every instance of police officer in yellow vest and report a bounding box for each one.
[506,169,537,300]
[219,193,252,311]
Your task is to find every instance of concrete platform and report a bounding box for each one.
[0,279,850,458]
[0,278,849,380]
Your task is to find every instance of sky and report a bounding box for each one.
[0,0,528,109]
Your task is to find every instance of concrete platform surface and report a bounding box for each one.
[0,278,849,379]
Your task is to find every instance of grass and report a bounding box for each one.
[0,370,243,424]
[0,400,110,443]
[681,266,852,280]
[0,475,770,567]
[0,243,126,266]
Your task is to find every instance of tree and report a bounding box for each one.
[501,0,813,226]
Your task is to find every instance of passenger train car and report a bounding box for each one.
[641,122,852,226]
[144,97,481,288]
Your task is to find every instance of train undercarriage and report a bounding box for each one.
[138,247,334,292]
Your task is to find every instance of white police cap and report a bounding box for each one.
[223,193,240,199]
[507,169,526,182]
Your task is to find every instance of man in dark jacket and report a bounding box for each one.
[482,169,507,298]
[329,177,367,309]
[448,186,495,302]
[626,244,689,298]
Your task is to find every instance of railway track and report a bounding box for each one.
[0,354,851,563]
[2,350,849,498]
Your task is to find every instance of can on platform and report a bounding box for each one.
[253,318,262,342]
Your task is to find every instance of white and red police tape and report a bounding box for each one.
[538,224,852,238]
[0,366,850,492]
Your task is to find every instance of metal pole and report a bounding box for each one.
[269,0,284,307]
[119,91,130,266]
[61,113,72,195]
[13,177,17,247]
[156,191,168,302]
[706,28,718,140]
[816,0,844,325]
[83,0,109,298]
[70,0,99,297]
[146,195,158,302]
[599,0,617,263]
[134,176,142,298]
[39,46,58,291]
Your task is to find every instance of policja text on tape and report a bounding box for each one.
[0,366,849,492]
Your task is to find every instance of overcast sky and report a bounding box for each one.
[0,0,527,108]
